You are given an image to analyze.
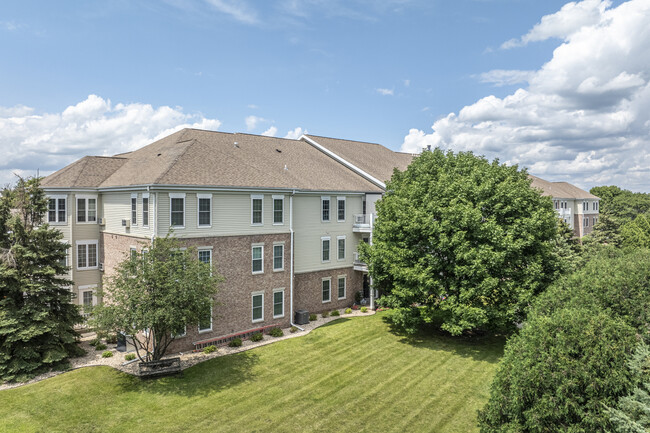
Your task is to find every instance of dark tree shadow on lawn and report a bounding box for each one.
[381,315,506,363]
[116,350,260,398]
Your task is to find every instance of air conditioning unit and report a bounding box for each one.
[98,217,106,226]
[121,219,130,228]
[99,263,104,272]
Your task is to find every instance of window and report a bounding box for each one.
[198,249,212,266]
[57,249,68,269]
[170,193,185,228]
[596,201,599,211]
[337,197,346,222]
[76,196,97,223]
[252,292,264,322]
[321,237,331,262]
[322,278,331,303]
[273,243,284,271]
[273,195,284,224]
[321,196,330,222]
[47,196,66,223]
[252,244,264,274]
[77,240,98,270]
[554,200,559,210]
[251,194,263,225]
[82,291,94,309]
[198,194,212,227]
[130,247,137,261]
[142,194,149,227]
[79,285,97,315]
[338,276,346,299]
[337,236,346,261]
[273,289,284,318]
[593,216,597,226]
[583,217,589,227]
[198,306,212,333]
[131,194,137,225]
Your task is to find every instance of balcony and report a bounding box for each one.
[353,214,373,233]
[353,251,368,272]
[556,208,572,218]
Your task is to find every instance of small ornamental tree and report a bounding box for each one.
[93,236,222,362]
[0,177,84,382]
[362,148,561,335]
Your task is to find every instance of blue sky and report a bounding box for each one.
[2,0,649,191]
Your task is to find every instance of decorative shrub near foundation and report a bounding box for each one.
[95,343,107,351]
[228,338,242,347]
[269,328,283,337]
[124,353,136,361]
[203,345,217,354]
[345,308,352,314]
[360,307,368,313]
[309,313,317,321]
[102,351,113,358]
[321,311,330,318]
[331,310,340,316]
[250,332,263,342]
[290,326,298,333]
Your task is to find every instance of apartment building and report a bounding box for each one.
[529,175,600,237]
[41,129,413,352]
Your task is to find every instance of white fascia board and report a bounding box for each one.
[300,135,386,190]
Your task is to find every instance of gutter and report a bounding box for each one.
[289,190,304,331]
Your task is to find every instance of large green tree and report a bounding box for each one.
[0,177,84,382]
[93,236,222,362]
[588,185,650,247]
[363,148,561,335]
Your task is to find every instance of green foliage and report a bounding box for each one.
[365,149,561,335]
[0,177,84,382]
[95,343,107,351]
[250,332,263,342]
[479,248,650,432]
[330,310,340,316]
[354,291,362,303]
[321,311,329,318]
[228,338,242,347]
[360,307,368,313]
[269,328,283,337]
[607,343,650,432]
[124,353,136,361]
[202,345,217,354]
[621,214,650,248]
[88,338,100,347]
[344,308,352,314]
[553,219,583,272]
[588,185,650,247]
[289,326,298,333]
[104,334,118,345]
[101,351,113,358]
[92,235,222,362]
[309,313,317,321]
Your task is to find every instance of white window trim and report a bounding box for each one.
[337,275,346,300]
[322,277,332,303]
[273,242,284,272]
[76,240,99,270]
[272,195,284,225]
[47,195,67,224]
[76,195,98,225]
[197,193,212,228]
[252,291,264,323]
[198,306,213,334]
[79,284,98,307]
[337,196,346,222]
[273,288,285,318]
[337,235,346,261]
[198,248,213,276]
[169,193,186,229]
[252,243,264,275]
[142,193,150,228]
[131,193,138,226]
[321,236,331,263]
[251,194,264,226]
[321,196,331,223]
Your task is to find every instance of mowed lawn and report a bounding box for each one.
[0,312,504,433]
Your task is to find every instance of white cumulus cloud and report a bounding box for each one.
[0,95,221,186]
[403,0,650,191]
[262,126,278,137]
[376,88,394,96]
[284,127,306,139]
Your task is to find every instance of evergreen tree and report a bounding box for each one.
[0,177,84,382]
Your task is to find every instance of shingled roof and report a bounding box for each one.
[529,175,599,199]
[303,134,415,184]
[42,129,390,192]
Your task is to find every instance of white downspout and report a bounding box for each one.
[369,213,375,310]
[289,190,304,331]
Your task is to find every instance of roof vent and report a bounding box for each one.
[234,142,239,148]
[276,149,282,153]
[284,164,288,171]
[157,153,162,157]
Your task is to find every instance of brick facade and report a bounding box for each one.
[294,267,361,315]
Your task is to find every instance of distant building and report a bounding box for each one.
[529,175,600,238]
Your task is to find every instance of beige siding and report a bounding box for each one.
[69,193,103,297]
[293,194,363,274]
[101,192,152,239]
[156,191,290,237]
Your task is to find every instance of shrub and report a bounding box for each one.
[89,338,100,347]
[345,308,352,314]
[290,326,298,333]
[331,310,340,316]
[104,334,118,344]
[228,338,242,347]
[309,313,317,321]
[354,291,362,303]
[360,307,368,313]
[269,328,283,337]
[203,345,217,354]
[102,351,113,358]
[124,353,136,361]
[95,343,107,351]
[321,311,330,318]
[250,332,263,342]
